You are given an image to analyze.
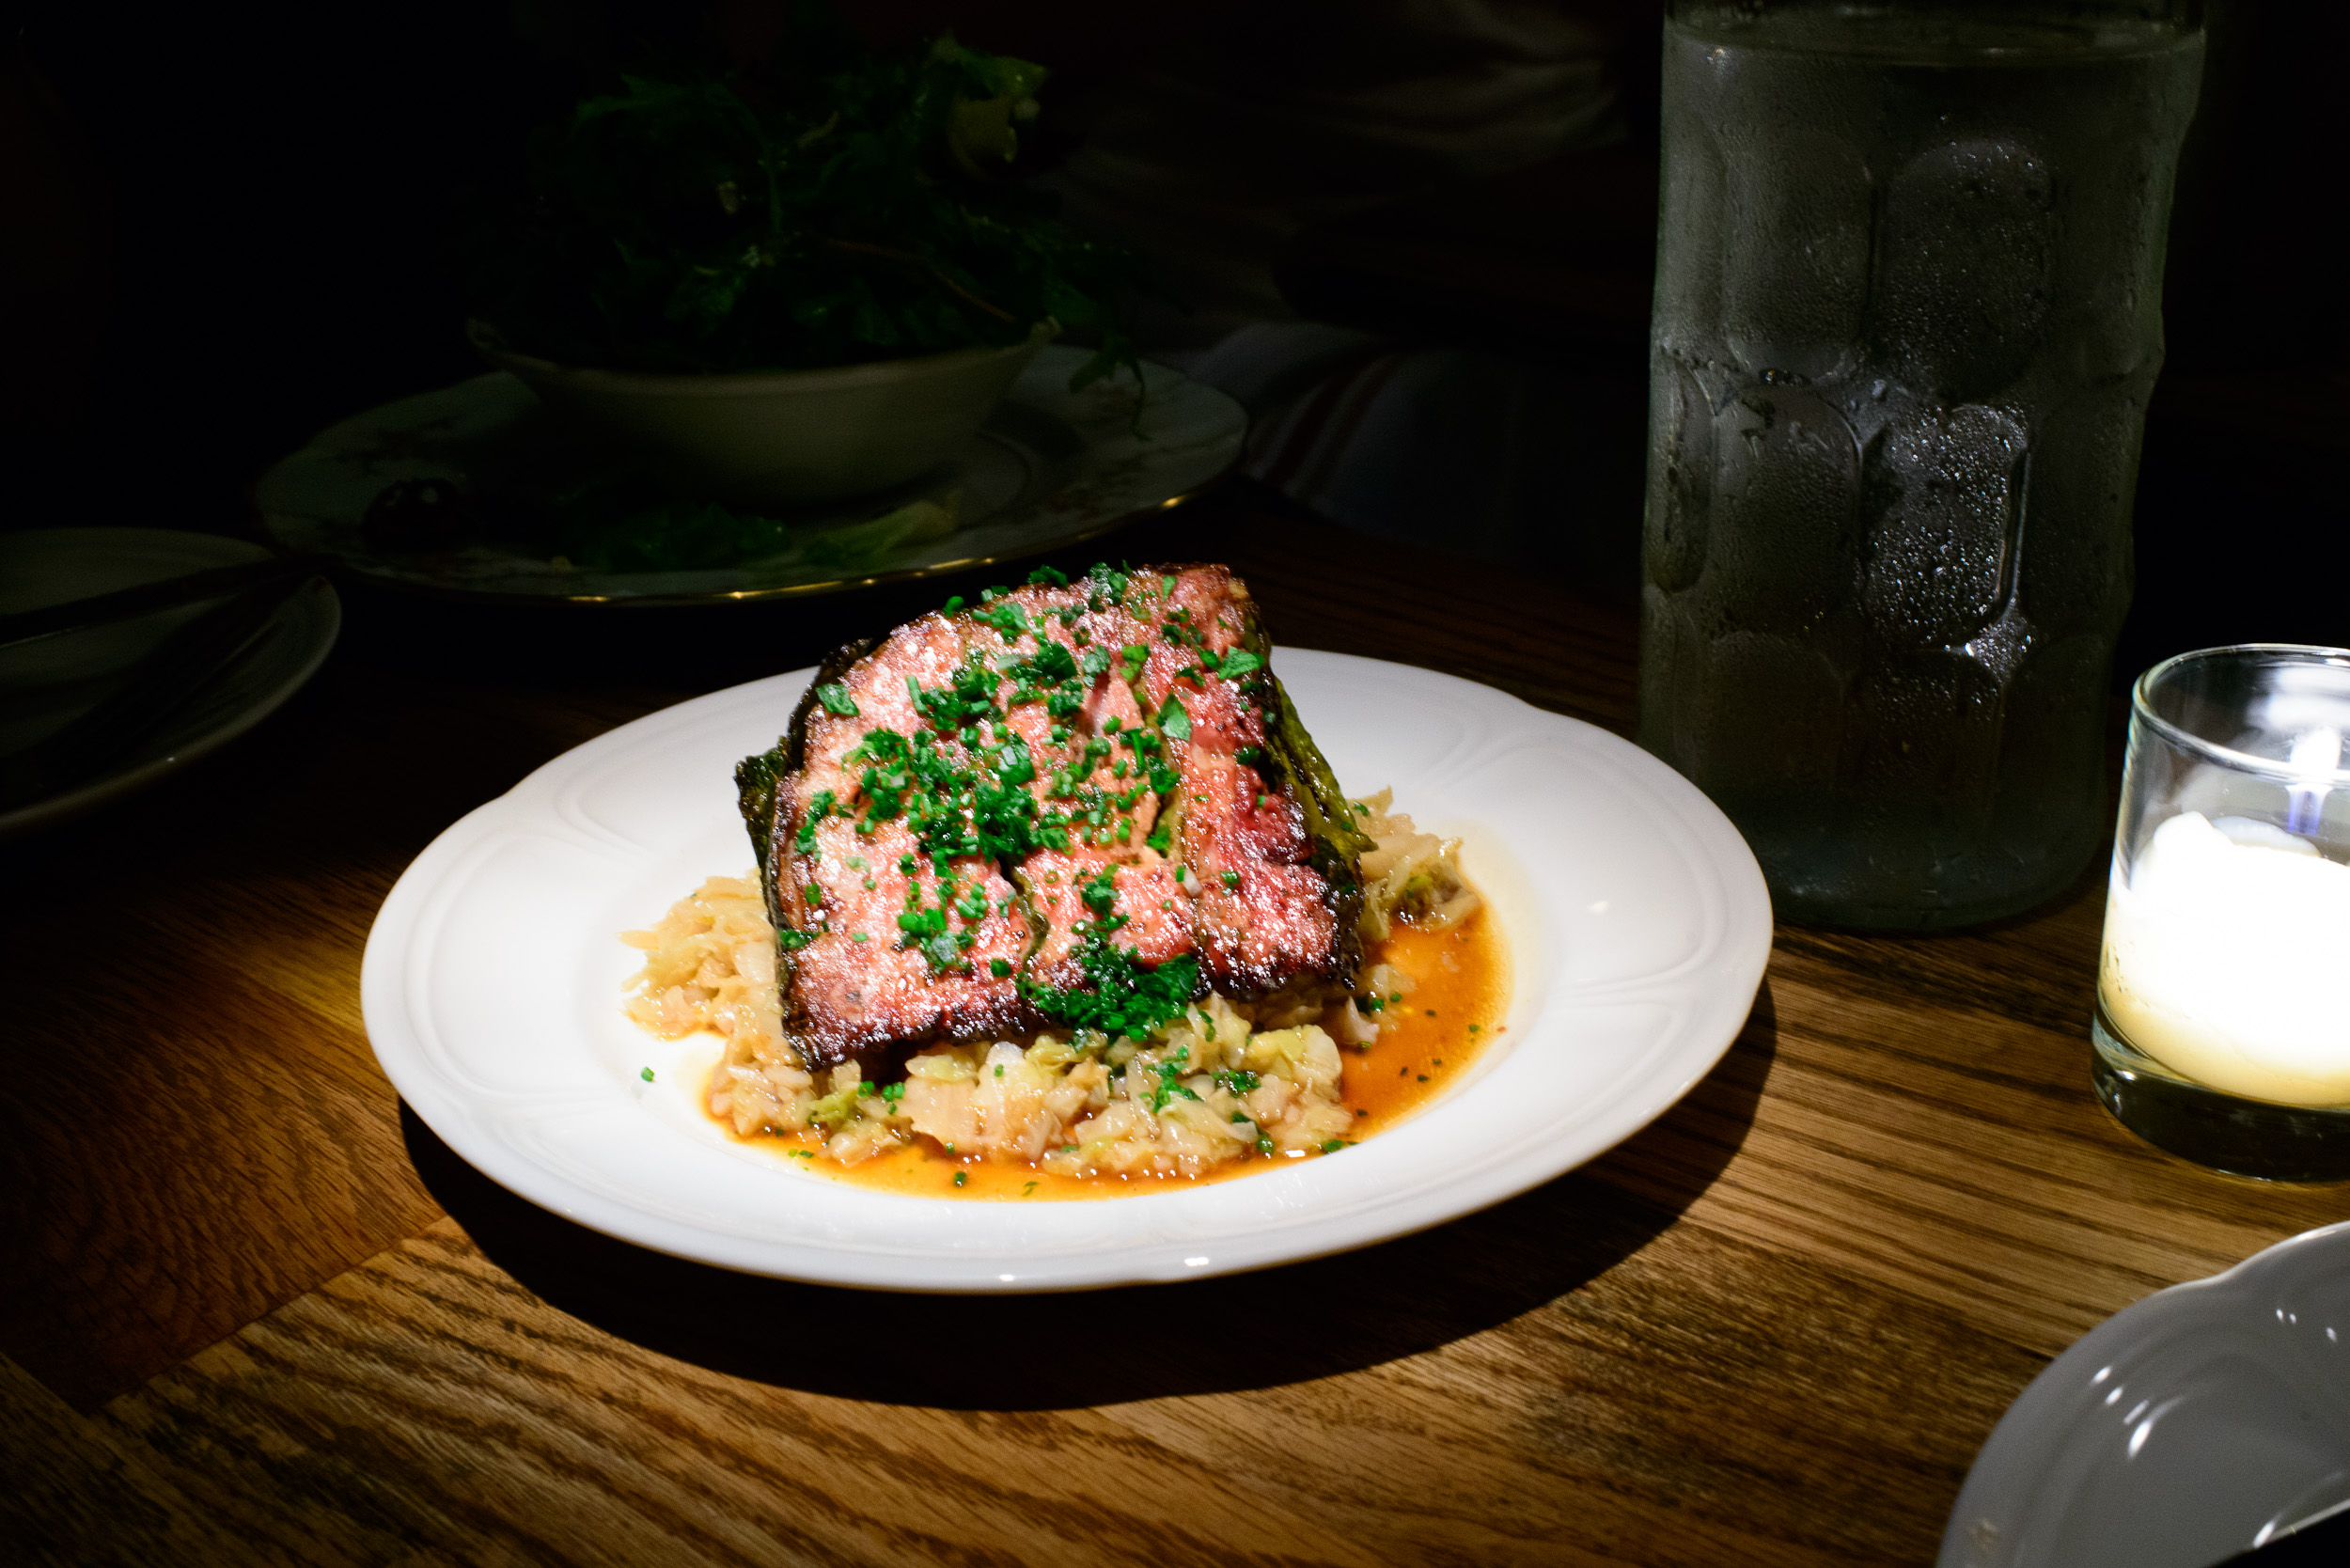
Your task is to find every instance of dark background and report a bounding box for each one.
[4,0,2343,677]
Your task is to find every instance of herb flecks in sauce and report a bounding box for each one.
[749,907,1506,1200]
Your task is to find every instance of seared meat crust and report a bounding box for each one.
[738,564,1368,1073]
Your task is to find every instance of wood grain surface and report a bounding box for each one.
[6,486,2346,1567]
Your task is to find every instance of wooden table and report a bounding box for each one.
[7,487,2346,1567]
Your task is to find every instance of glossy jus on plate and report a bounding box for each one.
[623,562,1501,1187]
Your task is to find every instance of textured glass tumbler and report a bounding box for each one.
[2093,646,2350,1182]
[1637,0,2204,928]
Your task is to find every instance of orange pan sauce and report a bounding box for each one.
[721,905,1510,1200]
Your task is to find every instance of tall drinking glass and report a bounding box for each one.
[1638,1,2204,928]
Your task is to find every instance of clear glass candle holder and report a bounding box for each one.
[2093,645,2350,1180]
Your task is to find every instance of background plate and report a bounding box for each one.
[257,346,1246,604]
[1942,1220,2350,1568]
[0,528,341,839]
[361,650,1772,1289]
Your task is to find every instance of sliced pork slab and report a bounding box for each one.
[736,563,1371,1074]
[740,617,1033,1071]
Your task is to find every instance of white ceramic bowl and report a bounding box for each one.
[467,320,1054,507]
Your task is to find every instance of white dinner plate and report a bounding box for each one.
[362,650,1771,1289]
[0,528,341,840]
[1942,1220,2350,1568]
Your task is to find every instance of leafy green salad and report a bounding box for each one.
[466,4,1142,387]
[415,8,1150,574]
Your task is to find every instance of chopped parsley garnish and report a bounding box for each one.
[999,638,1077,687]
[1078,869,1119,917]
[977,598,1034,642]
[895,889,975,972]
[1147,1046,1201,1112]
[1156,693,1191,744]
[1025,939,1199,1042]
[773,564,1322,1006]
[905,653,1001,729]
[794,789,837,852]
[639,1067,654,1082]
[1215,650,1263,681]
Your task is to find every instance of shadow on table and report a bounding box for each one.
[404,985,1778,1410]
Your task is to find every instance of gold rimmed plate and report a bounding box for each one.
[255,346,1246,606]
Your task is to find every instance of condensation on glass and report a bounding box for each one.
[1639,0,2204,928]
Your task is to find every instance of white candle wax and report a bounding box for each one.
[2100,810,2350,1105]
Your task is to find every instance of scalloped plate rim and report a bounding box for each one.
[1941,1219,2350,1568]
[361,649,1772,1290]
